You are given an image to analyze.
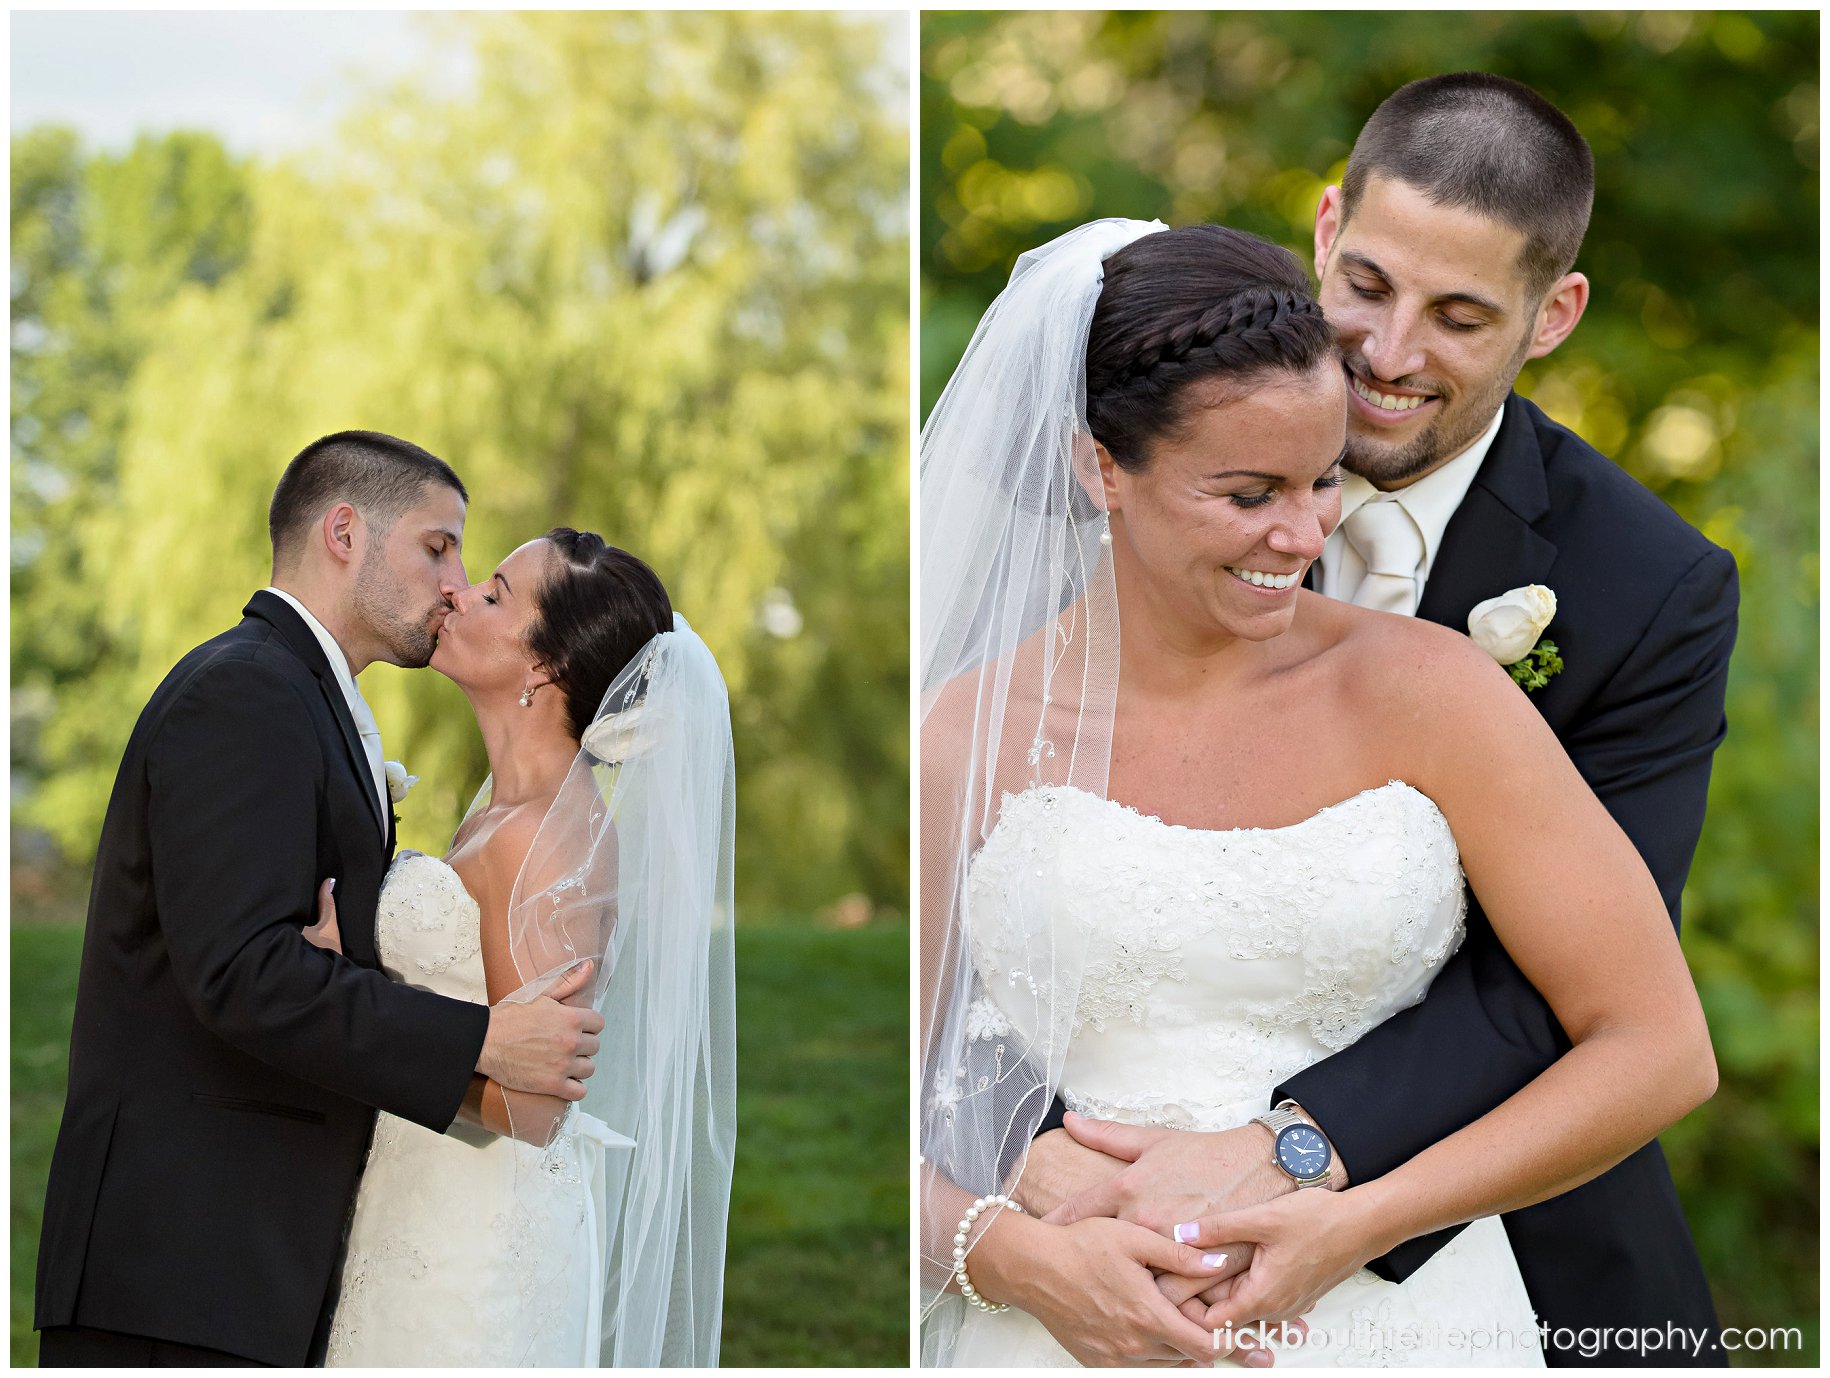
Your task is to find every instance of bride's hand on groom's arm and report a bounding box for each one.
[301,878,343,954]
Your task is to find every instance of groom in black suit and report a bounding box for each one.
[35,432,605,1366]
[1023,75,1735,1366]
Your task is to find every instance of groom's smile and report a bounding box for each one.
[1343,362,1440,427]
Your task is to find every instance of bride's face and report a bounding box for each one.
[1101,360,1347,644]
[429,539,555,693]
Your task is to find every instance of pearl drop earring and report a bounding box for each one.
[519,687,535,708]
[1099,528,1113,546]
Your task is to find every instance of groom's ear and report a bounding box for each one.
[321,502,361,568]
[1313,185,1344,281]
[1525,272,1589,361]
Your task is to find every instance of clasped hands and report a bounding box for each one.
[1014,1112,1379,1368]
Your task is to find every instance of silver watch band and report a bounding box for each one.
[1251,1101,1308,1136]
[1252,1100,1332,1187]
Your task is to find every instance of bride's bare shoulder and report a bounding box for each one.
[1319,597,1544,749]
[449,800,552,904]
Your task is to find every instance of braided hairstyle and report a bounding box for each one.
[1086,225,1337,471]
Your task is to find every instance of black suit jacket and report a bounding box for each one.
[1276,393,1737,1363]
[35,591,491,1366]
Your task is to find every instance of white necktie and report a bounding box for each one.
[1342,498,1425,616]
[348,689,390,839]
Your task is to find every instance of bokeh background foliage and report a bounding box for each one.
[922,9,1816,1364]
[11,10,908,1367]
[13,9,909,923]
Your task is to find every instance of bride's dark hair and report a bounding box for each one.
[1085,224,1337,471]
[527,528,673,740]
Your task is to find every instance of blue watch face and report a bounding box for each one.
[1275,1124,1330,1178]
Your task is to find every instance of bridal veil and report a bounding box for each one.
[476,613,737,1366]
[919,219,1166,1363]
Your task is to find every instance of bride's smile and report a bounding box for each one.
[1099,358,1348,647]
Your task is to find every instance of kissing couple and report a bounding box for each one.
[921,74,1734,1367]
[36,431,736,1366]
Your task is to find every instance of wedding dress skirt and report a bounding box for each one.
[953,783,1544,1368]
[325,852,620,1367]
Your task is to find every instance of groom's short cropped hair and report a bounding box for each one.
[269,430,467,568]
[1342,72,1594,302]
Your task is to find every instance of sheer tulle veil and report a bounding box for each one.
[919,219,1166,1363]
[469,612,736,1366]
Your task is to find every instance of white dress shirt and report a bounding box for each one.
[1319,405,1507,611]
[265,586,390,836]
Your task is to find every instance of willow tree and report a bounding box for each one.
[15,10,909,917]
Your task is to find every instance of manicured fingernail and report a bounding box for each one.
[328,879,336,893]
[1202,1251,1228,1268]
[1174,1222,1199,1243]
[1246,1350,1273,1368]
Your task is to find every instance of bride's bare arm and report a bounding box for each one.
[457,806,589,1145]
[1366,627,1716,1225]
[1186,623,1715,1325]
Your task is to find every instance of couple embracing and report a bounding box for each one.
[36,432,736,1366]
[921,74,1734,1367]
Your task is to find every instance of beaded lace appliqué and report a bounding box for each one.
[965,782,1469,1114]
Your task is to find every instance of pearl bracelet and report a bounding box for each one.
[952,1193,1024,1312]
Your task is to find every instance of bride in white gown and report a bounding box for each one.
[919,220,1716,1366]
[307,530,736,1367]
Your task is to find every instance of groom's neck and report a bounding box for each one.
[268,575,370,677]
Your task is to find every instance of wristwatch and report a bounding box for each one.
[1251,1100,1333,1188]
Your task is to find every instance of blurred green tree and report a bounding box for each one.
[922,9,1816,1359]
[12,10,909,919]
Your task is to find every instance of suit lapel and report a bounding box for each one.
[316,676,389,843]
[1415,394,1559,633]
[244,591,389,845]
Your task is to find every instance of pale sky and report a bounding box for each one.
[11,11,437,155]
[11,10,909,157]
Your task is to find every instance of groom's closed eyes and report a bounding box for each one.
[1337,250,1506,333]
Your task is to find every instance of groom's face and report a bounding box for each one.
[1315,175,1539,490]
[351,481,469,668]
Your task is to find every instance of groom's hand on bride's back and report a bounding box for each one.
[476,960,605,1100]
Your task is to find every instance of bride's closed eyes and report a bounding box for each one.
[1226,459,1347,510]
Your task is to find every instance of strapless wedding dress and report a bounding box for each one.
[325,852,626,1367]
[954,783,1544,1367]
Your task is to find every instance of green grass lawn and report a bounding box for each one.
[10,921,910,1367]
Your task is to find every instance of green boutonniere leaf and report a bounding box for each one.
[1507,639,1564,693]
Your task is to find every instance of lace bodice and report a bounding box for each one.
[326,852,600,1367]
[966,781,1466,1131]
[949,782,1543,1368]
[373,850,486,996]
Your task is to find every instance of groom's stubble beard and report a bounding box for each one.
[1342,317,1537,489]
[352,535,444,669]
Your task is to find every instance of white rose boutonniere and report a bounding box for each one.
[384,760,420,805]
[1467,585,1563,693]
